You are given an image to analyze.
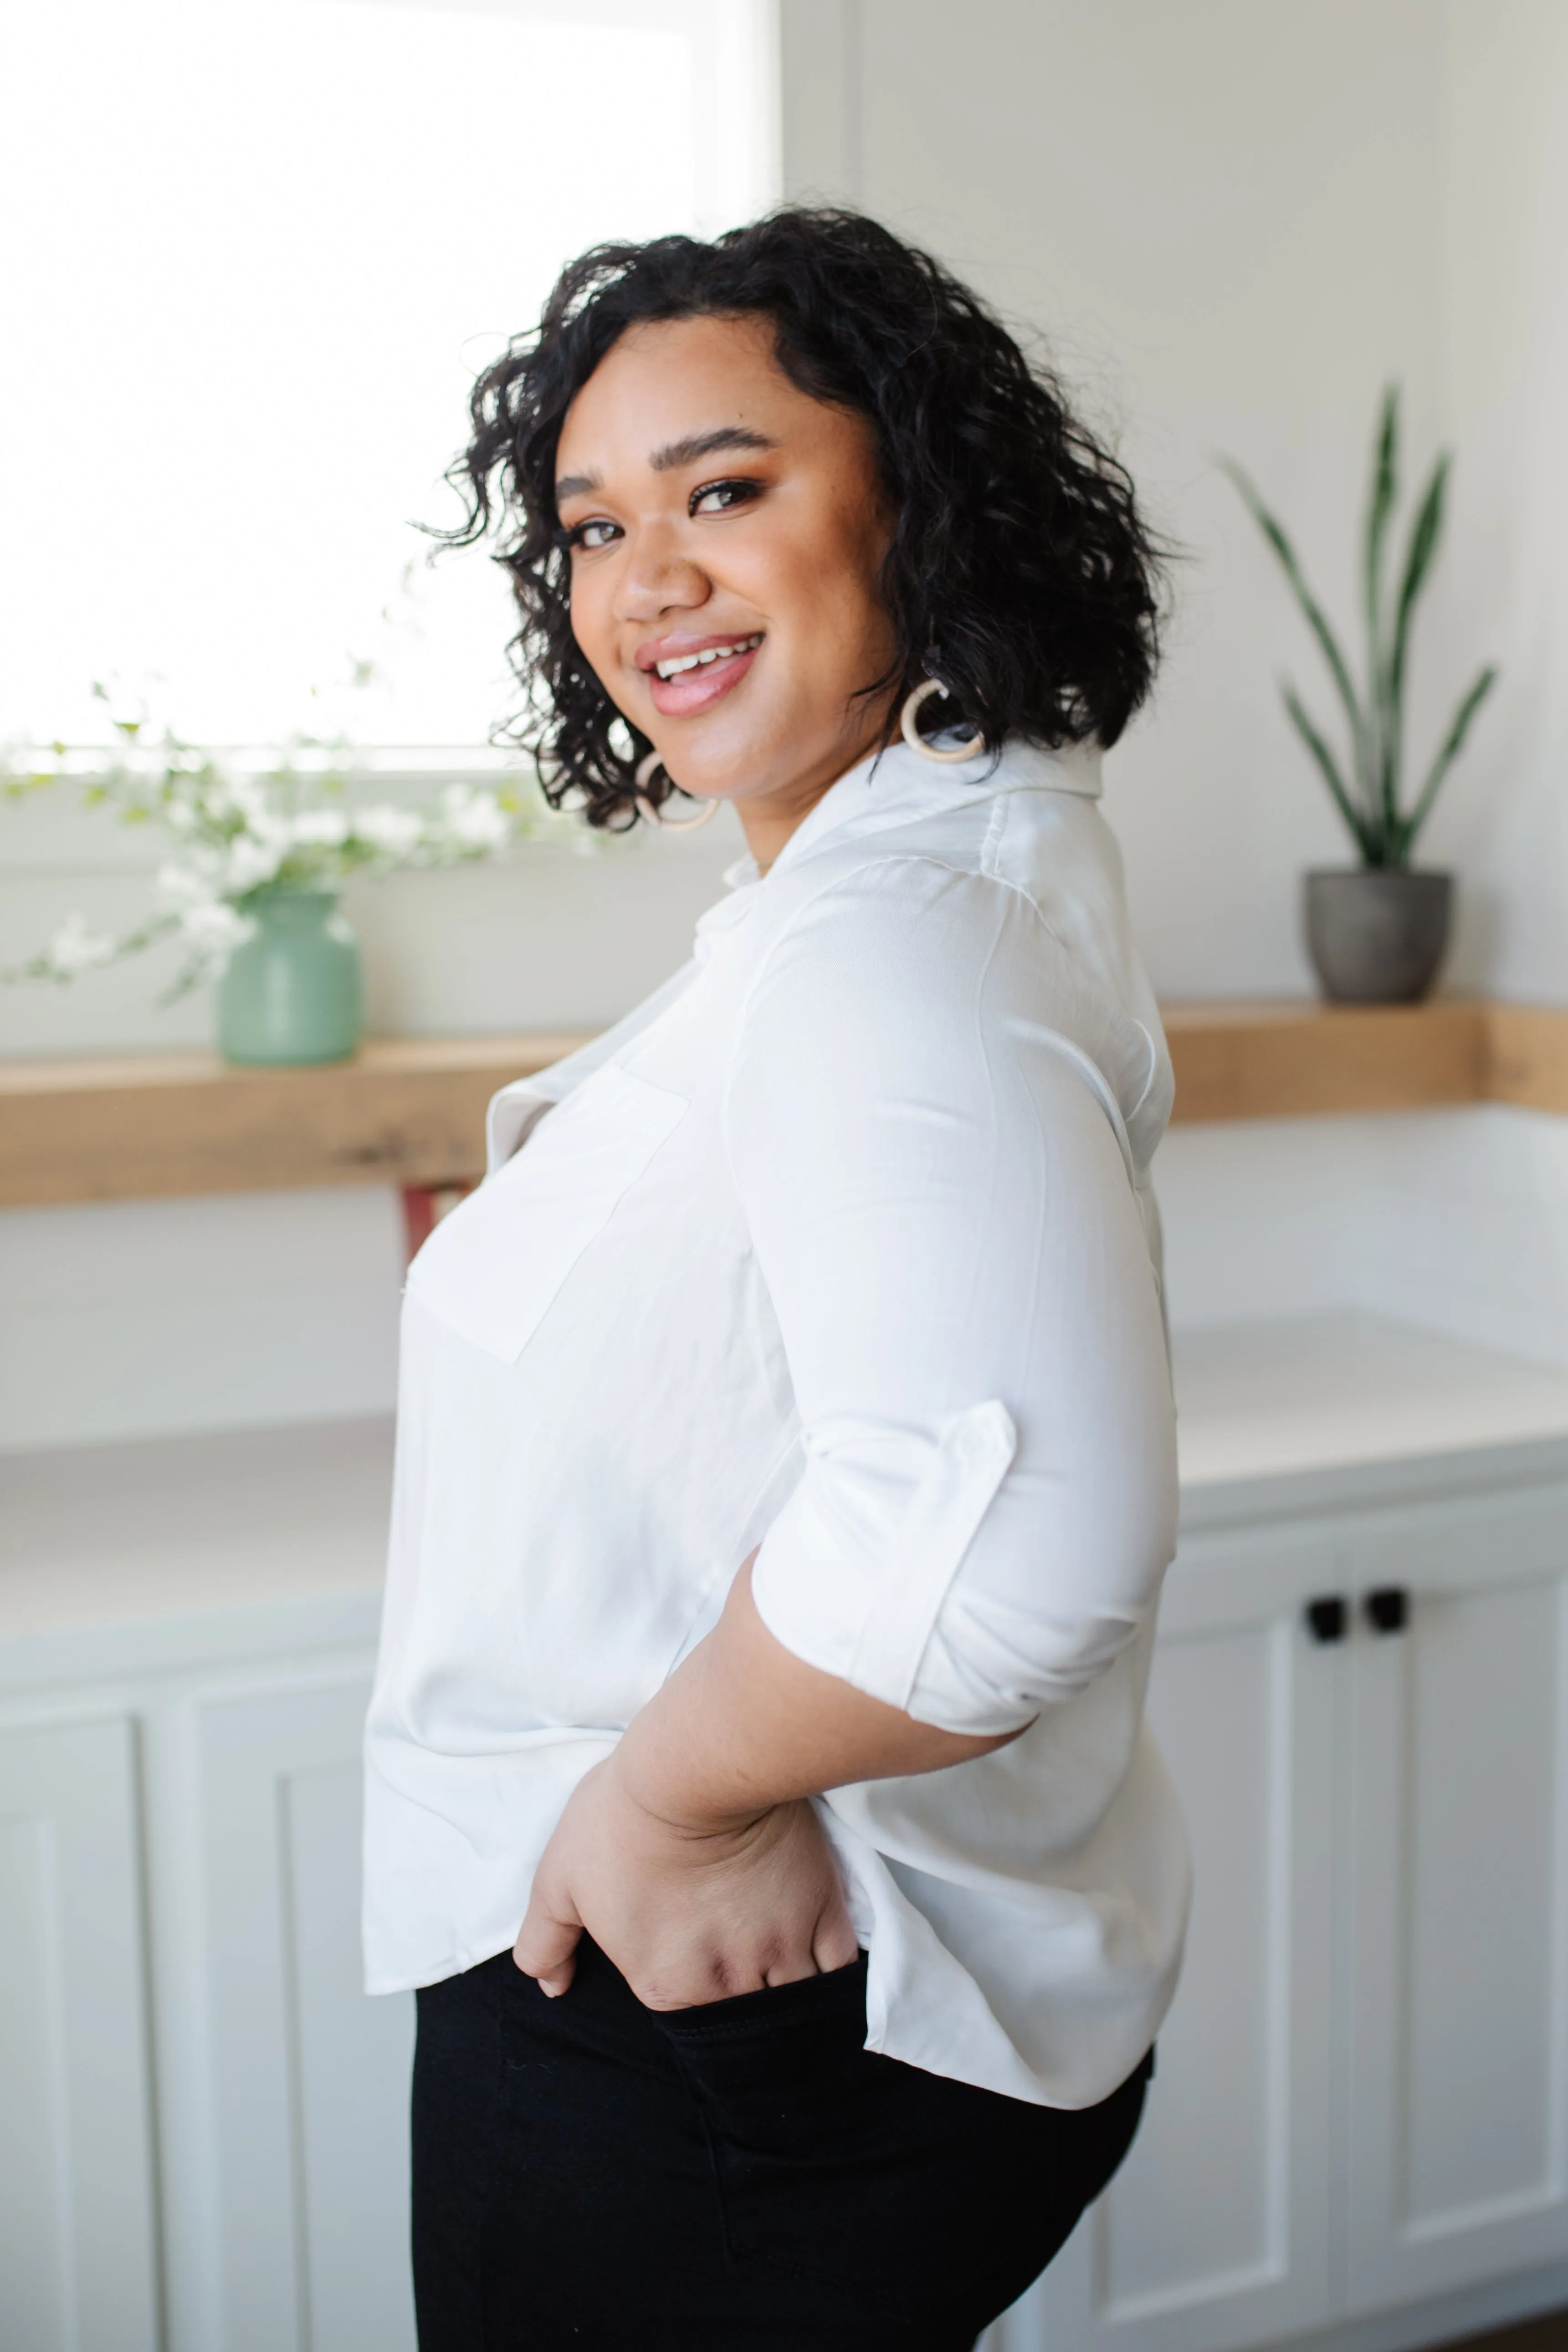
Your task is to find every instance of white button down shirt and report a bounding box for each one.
[364,735,1190,2107]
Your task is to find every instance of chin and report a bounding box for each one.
[661,737,766,804]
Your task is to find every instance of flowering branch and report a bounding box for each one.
[3,686,584,999]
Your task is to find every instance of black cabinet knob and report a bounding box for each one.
[1364,1586,1409,1635]
[1305,1596,1348,1644]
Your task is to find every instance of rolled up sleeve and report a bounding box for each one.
[727,856,1178,1738]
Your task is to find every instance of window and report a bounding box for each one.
[0,0,779,756]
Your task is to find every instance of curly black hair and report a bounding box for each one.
[442,206,1162,828]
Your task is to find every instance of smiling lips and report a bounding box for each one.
[640,631,763,717]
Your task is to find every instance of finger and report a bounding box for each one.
[513,1885,584,1998]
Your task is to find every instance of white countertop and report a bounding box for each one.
[2,1415,395,1647]
[6,1313,1568,1655]
[1174,1312,1568,1488]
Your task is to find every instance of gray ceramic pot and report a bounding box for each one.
[1303,868,1453,1004]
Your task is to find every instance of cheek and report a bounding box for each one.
[811,533,894,666]
[810,489,893,638]
[769,512,889,659]
[567,592,619,695]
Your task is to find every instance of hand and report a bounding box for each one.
[513,1749,857,2009]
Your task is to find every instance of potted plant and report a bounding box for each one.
[3,686,576,1065]
[1222,388,1498,1003]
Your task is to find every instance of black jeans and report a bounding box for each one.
[412,1938,1150,2352]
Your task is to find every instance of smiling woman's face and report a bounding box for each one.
[553,313,897,857]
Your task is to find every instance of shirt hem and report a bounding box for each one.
[365,1928,521,1998]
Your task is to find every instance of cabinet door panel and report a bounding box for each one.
[1348,1488,1568,2309]
[1003,1530,1338,2352]
[189,1674,416,2352]
[0,1716,159,2352]
[1102,1623,1312,2314]
[284,1753,420,2352]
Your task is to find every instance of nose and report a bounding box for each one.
[613,521,711,625]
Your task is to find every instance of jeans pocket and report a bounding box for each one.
[658,1956,1002,2322]
[661,1975,1153,2330]
[653,1952,870,2036]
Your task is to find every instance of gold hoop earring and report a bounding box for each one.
[633,749,721,830]
[899,677,985,764]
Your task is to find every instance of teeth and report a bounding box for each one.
[655,635,761,681]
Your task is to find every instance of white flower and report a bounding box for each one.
[47,911,117,974]
[288,806,350,848]
[152,863,253,960]
[156,860,208,907]
[226,775,272,827]
[177,898,253,952]
[223,834,285,893]
[7,701,554,1003]
[436,783,512,852]
[353,804,424,857]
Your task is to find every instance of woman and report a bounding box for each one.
[364,208,1189,2352]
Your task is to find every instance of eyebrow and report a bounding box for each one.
[650,424,776,472]
[554,425,776,506]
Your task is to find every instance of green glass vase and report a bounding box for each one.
[217,888,363,1066]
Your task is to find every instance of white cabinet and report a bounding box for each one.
[996,1469,1568,2352]
[0,1596,412,2352]
[5,1401,1568,2352]
[1346,1488,1568,2311]
[0,1715,160,2352]
[0,1652,415,2352]
[1011,1525,1342,2352]
[169,1672,417,2352]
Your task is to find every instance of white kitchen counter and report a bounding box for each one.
[1174,1311,1568,1527]
[1176,1309,1568,1481]
[7,1312,1568,1669]
[0,1414,395,1688]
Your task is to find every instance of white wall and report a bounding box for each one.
[1157,1107,1568,1372]
[783,0,1469,1001]
[0,1187,405,1454]
[779,0,1568,1010]
[1432,0,1568,1004]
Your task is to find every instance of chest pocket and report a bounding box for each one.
[405,1064,690,1363]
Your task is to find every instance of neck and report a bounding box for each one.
[734,707,895,876]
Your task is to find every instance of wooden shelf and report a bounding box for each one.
[1163,999,1568,1124]
[1484,1004,1568,1116]
[1161,999,1488,1124]
[0,1033,594,1209]
[2,1002,1566,1210]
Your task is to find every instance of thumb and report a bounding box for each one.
[513,1874,584,1998]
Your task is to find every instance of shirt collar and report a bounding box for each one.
[696,734,1102,943]
[769,734,1102,877]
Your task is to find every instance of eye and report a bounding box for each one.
[559,516,622,554]
[690,476,763,518]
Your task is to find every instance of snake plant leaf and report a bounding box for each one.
[1363,385,1400,822]
[1220,457,1369,804]
[1399,662,1499,855]
[1282,682,1373,859]
[1382,452,1449,815]
[1363,388,1400,633]
[1225,396,1496,870]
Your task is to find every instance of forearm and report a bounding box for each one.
[614,1553,1026,1830]
[519,1557,1023,2000]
